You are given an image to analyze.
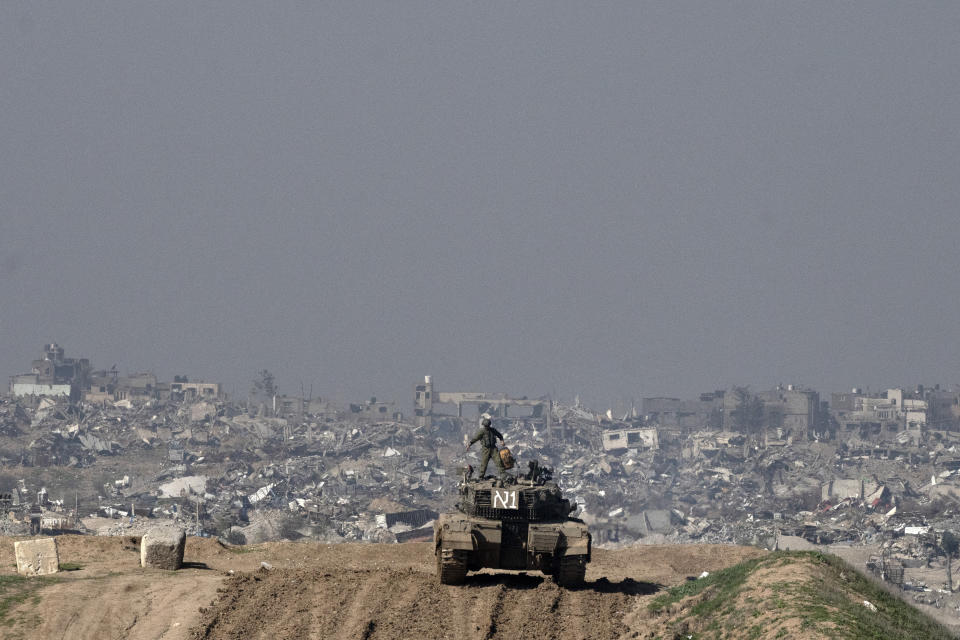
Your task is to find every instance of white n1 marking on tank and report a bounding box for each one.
[492,489,518,509]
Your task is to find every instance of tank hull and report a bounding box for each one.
[433,511,591,586]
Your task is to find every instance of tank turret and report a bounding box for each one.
[457,462,574,522]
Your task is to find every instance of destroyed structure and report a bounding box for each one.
[9,344,224,407]
[6,345,960,615]
[414,375,558,437]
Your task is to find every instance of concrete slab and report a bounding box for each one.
[140,526,186,569]
[15,538,59,576]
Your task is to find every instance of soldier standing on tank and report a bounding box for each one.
[466,418,505,479]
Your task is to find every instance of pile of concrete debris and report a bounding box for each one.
[5,393,960,559]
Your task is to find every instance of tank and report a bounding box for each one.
[433,460,591,587]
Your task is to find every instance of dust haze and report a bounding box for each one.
[2,3,959,407]
[3,5,960,638]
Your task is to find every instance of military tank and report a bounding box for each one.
[433,460,591,587]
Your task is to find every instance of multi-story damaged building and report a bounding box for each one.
[113,373,161,402]
[828,385,960,440]
[925,388,960,428]
[170,378,223,402]
[9,343,91,402]
[9,344,228,407]
[643,392,724,431]
[84,369,125,405]
[721,385,819,442]
[413,375,557,438]
[349,397,402,423]
[261,395,390,423]
[84,372,222,405]
[754,386,819,441]
[832,388,924,425]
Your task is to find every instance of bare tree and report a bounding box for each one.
[942,531,959,592]
[730,387,764,446]
[251,369,277,401]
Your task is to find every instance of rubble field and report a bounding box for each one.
[7,387,960,630]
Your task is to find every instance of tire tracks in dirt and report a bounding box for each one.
[193,568,642,640]
[335,571,380,639]
[449,580,486,639]
[183,543,772,640]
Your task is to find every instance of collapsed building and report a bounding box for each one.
[9,344,225,407]
[2,375,959,549]
[7,350,960,621]
[413,375,559,438]
[9,343,90,402]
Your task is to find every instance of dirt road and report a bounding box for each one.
[0,536,764,640]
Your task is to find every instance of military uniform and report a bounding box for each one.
[468,423,505,478]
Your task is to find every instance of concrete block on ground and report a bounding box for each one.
[15,538,59,576]
[140,526,186,569]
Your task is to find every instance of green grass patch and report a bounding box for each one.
[222,544,262,554]
[0,575,59,626]
[794,552,954,640]
[648,551,956,640]
[59,562,83,571]
[648,554,771,616]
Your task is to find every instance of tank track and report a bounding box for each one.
[553,555,586,587]
[437,548,468,585]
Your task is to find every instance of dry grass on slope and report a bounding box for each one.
[641,551,954,640]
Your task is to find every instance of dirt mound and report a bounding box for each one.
[188,543,763,640]
[192,566,642,640]
[0,536,763,640]
[8,537,944,640]
[642,551,956,640]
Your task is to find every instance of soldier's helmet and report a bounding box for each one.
[482,418,491,427]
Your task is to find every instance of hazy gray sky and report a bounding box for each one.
[2,3,959,409]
